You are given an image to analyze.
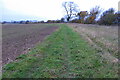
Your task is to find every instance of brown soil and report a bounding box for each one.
[2,24,58,65]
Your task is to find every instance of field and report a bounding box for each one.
[2,24,119,78]
[2,24,58,65]
[68,23,118,63]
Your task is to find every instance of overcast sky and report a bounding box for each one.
[0,0,119,22]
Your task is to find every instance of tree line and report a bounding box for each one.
[2,1,119,25]
[62,1,119,25]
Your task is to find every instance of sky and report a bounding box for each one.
[0,0,119,22]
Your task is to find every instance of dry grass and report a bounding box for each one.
[68,23,118,63]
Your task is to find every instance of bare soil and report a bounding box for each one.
[2,24,58,65]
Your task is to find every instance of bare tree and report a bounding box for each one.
[62,1,79,22]
[85,6,102,24]
[90,6,101,17]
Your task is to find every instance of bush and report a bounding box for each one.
[98,8,118,25]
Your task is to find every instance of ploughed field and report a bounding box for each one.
[2,24,58,65]
[2,24,118,78]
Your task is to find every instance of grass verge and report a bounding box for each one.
[2,24,118,78]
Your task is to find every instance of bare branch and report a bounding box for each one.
[62,1,79,21]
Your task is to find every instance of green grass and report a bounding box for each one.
[2,24,118,78]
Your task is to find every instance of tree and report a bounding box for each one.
[60,18,65,22]
[98,8,117,25]
[77,11,88,23]
[62,1,79,22]
[47,20,52,23]
[103,8,115,15]
[40,21,44,23]
[25,20,30,24]
[85,6,101,24]
[2,21,7,24]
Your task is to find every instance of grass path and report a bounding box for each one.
[2,24,118,78]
